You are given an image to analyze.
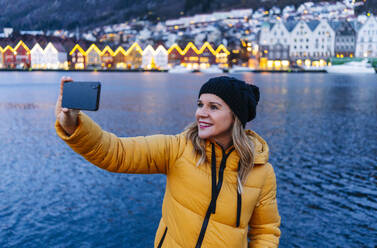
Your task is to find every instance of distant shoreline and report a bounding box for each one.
[0,69,329,73]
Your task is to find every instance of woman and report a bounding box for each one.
[55,76,281,247]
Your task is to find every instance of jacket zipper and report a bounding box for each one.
[195,145,234,248]
[157,226,168,248]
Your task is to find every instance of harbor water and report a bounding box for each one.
[0,72,376,247]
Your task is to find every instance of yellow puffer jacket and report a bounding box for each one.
[56,112,281,248]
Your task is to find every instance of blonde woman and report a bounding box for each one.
[55,76,281,247]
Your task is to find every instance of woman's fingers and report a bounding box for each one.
[56,76,79,135]
[57,76,73,113]
[59,76,73,102]
[60,76,73,96]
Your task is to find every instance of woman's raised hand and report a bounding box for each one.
[55,76,79,136]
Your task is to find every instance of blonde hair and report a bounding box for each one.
[185,115,255,193]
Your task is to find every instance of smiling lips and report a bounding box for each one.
[199,121,213,128]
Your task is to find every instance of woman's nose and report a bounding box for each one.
[197,107,209,117]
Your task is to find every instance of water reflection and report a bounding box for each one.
[0,72,376,247]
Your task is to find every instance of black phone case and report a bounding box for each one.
[62,82,101,111]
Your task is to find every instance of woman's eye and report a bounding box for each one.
[197,102,203,107]
[210,105,218,110]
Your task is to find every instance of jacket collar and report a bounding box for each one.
[204,129,269,171]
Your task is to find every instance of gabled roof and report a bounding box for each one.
[350,21,363,32]
[51,42,67,53]
[155,45,168,54]
[14,40,30,51]
[86,44,101,55]
[142,45,155,55]
[101,45,115,56]
[167,43,184,55]
[182,42,200,55]
[30,42,44,52]
[125,42,143,55]
[69,44,86,55]
[307,20,320,31]
[328,21,342,31]
[114,46,127,56]
[215,44,230,55]
[331,21,355,35]
[283,21,298,32]
[198,42,216,55]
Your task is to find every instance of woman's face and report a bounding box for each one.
[195,93,234,148]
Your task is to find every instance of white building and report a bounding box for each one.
[259,21,290,48]
[142,45,168,70]
[260,19,336,67]
[154,45,168,70]
[289,20,317,60]
[355,16,377,58]
[142,45,155,69]
[312,20,336,59]
[43,42,67,69]
[30,43,45,69]
[259,21,291,68]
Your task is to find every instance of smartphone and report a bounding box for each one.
[62,81,101,111]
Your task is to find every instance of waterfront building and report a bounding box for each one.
[86,44,102,69]
[215,44,230,68]
[113,46,128,69]
[3,45,16,69]
[311,20,336,66]
[355,16,377,58]
[101,45,115,69]
[167,44,184,67]
[331,21,356,58]
[44,42,68,69]
[289,20,317,66]
[259,21,291,69]
[182,42,201,70]
[154,45,168,70]
[69,44,86,69]
[14,41,31,69]
[125,42,143,69]
[198,42,216,69]
[30,43,44,69]
[142,45,155,69]
[288,20,334,67]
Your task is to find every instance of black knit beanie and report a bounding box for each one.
[198,76,260,127]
